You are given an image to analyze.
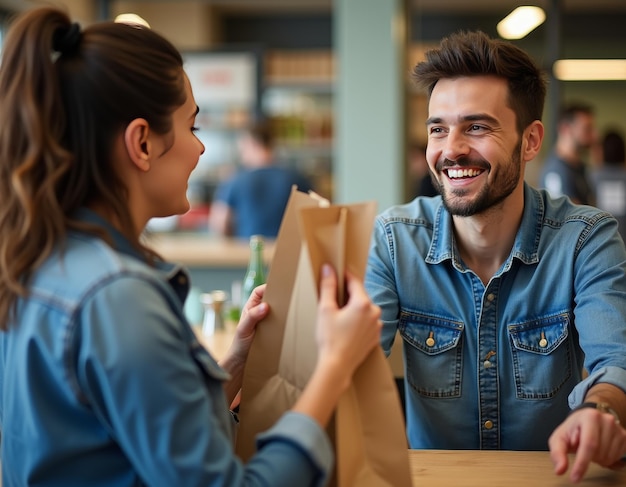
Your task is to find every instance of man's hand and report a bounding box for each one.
[549,406,626,482]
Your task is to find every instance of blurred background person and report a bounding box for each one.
[539,103,597,205]
[209,119,313,239]
[592,129,626,240]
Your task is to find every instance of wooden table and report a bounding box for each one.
[408,450,626,486]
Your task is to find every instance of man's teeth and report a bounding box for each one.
[447,168,482,178]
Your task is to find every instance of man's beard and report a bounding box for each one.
[436,143,522,217]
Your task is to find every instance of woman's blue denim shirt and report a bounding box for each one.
[0,210,332,486]
[365,183,626,450]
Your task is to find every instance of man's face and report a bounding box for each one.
[425,76,525,217]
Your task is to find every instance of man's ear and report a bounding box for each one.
[521,120,544,163]
[124,118,151,172]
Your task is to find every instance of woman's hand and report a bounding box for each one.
[292,264,382,427]
[219,284,269,407]
[315,264,382,388]
[220,284,269,371]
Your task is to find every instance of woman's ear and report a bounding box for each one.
[124,118,151,172]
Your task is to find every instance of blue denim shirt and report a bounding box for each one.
[365,183,626,450]
[0,210,332,486]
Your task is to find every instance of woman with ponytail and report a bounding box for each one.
[0,7,381,486]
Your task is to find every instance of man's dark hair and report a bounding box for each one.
[247,119,274,149]
[558,102,594,125]
[602,130,625,166]
[412,30,547,135]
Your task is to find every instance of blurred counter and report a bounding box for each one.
[145,233,275,301]
[146,233,275,268]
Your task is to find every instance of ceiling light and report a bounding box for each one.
[497,6,545,40]
[553,59,626,81]
[114,13,150,28]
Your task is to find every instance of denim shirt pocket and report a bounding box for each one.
[508,313,572,399]
[399,311,464,398]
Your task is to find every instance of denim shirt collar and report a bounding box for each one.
[426,182,542,272]
[73,208,190,303]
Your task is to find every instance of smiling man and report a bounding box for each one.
[364,31,626,483]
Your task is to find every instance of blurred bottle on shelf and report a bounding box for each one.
[225,280,242,329]
[241,235,266,305]
[201,290,228,337]
[184,286,204,326]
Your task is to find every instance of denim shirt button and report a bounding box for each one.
[484,350,496,368]
[486,293,495,302]
[484,420,494,429]
[426,331,436,347]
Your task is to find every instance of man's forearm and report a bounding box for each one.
[583,382,626,425]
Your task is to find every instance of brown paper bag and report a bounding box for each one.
[236,187,412,487]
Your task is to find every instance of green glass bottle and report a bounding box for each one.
[241,235,266,305]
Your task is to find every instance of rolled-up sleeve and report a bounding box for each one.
[255,412,333,485]
[568,366,626,408]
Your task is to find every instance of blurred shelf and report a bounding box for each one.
[265,79,334,93]
[265,49,334,87]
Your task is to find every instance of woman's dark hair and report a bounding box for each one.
[0,7,186,329]
[412,30,547,135]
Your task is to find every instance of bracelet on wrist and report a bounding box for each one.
[570,401,620,425]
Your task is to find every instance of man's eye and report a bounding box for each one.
[191,126,200,133]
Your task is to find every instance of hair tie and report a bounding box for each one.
[53,23,82,55]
